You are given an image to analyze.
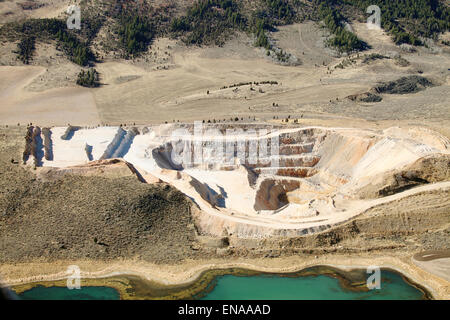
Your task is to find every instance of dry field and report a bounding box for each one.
[0,0,69,25]
[0,17,448,130]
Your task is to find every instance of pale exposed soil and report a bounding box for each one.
[0,22,448,126]
[0,66,99,125]
[412,250,450,282]
[0,0,69,25]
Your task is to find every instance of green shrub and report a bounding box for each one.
[341,0,449,45]
[317,2,367,52]
[169,0,246,46]
[76,68,100,88]
[4,18,94,66]
[118,16,154,57]
[16,36,35,64]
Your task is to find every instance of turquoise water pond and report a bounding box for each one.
[19,285,120,300]
[17,269,425,300]
[201,271,425,300]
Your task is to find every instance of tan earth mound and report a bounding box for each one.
[356,154,450,199]
[36,159,149,183]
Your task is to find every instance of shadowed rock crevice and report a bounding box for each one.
[60,126,81,140]
[41,127,53,161]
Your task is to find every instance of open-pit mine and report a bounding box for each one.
[23,124,450,239]
[1,0,449,301]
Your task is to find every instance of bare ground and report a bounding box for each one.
[0,22,448,127]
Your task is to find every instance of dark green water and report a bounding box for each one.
[201,271,425,300]
[19,285,120,300]
[16,269,426,300]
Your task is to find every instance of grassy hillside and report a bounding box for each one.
[0,0,448,65]
[342,0,450,45]
[0,18,95,66]
[0,127,202,264]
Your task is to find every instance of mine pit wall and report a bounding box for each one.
[254,178,301,211]
[254,167,317,178]
[171,171,223,207]
[41,127,53,161]
[60,126,81,140]
[158,170,223,207]
[122,160,147,183]
[313,131,377,183]
[187,129,390,238]
[30,127,44,167]
[235,191,449,254]
[153,127,386,216]
[193,187,449,248]
[250,130,381,211]
[279,128,326,145]
[85,144,94,161]
[153,143,184,170]
[155,126,377,175]
[279,143,314,155]
[100,127,127,160]
[13,125,449,244]
[99,126,143,161]
[111,128,139,158]
[154,127,327,171]
[247,155,321,168]
[189,177,221,207]
[23,126,45,167]
[354,153,450,200]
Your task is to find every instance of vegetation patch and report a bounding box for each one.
[1,18,95,66]
[394,56,411,67]
[342,0,450,45]
[316,0,367,53]
[373,76,434,95]
[118,16,154,57]
[171,0,247,46]
[15,35,36,64]
[76,68,100,88]
[361,53,389,64]
[347,91,382,103]
[1,0,448,62]
[169,0,302,51]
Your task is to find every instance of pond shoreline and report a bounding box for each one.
[2,253,449,299]
[13,266,430,300]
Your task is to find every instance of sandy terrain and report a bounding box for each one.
[274,22,335,66]
[0,21,447,127]
[0,66,100,125]
[412,250,450,282]
[0,0,69,25]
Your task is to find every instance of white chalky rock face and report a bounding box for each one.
[31,124,450,238]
